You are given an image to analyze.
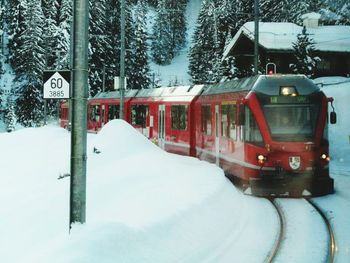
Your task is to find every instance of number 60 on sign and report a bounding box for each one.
[43,70,70,99]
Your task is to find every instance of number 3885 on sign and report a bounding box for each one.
[43,71,70,99]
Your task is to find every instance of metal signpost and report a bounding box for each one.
[119,0,126,120]
[69,0,89,227]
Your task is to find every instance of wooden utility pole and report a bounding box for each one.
[70,0,89,227]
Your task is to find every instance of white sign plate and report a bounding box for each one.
[43,71,70,99]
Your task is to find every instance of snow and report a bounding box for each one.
[0,77,349,262]
[0,121,277,263]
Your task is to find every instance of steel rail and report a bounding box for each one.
[265,199,285,263]
[307,199,336,263]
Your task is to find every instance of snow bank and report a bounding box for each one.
[0,120,277,263]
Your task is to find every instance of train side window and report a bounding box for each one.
[221,104,237,140]
[90,105,100,122]
[131,105,149,128]
[245,107,264,146]
[171,105,188,131]
[201,105,212,135]
[108,105,120,120]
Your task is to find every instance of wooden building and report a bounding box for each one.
[223,17,350,78]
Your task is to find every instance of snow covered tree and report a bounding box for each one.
[15,82,44,127]
[11,0,46,126]
[128,0,151,89]
[168,0,188,56]
[13,0,45,82]
[5,99,16,132]
[260,0,284,22]
[151,0,173,65]
[56,0,72,69]
[290,26,320,78]
[101,0,134,92]
[89,0,109,96]
[7,0,27,73]
[338,3,350,25]
[188,0,222,83]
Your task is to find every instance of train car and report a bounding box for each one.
[195,74,335,196]
[87,89,139,132]
[129,85,204,156]
[59,100,70,129]
[59,74,336,197]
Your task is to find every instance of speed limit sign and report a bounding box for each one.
[43,70,71,99]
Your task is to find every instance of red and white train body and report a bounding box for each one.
[60,75,335,196]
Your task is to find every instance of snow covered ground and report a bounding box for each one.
[0,77,349,262]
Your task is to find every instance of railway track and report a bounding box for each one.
[265,198,336,263]
[264,199,285,263]
[307,199,336,263]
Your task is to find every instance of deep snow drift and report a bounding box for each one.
[0,121,278,263]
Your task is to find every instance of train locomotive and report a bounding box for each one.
[60,74,336,197]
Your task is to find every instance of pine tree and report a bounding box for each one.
[338,3,350,25]
[188,0,222,83]
[7,1,27,73]
[128,0,151,90]
[151,0,188,65]
[89,0,108,96]
[56,0,72,69]
[151,0,173,65]
[290,26,320,78]
[12,0,46,126]
[15,82,44,127]
[102,0,134,92]
[13,0,45,82]
[5,99,16,132]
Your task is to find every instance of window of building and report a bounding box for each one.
[201,105,212,135]
[131,105,148,128]
[171,105,188,130]
[221,104,237,140]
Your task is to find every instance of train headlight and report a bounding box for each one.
[257,154,267,165]
[280,86,298,96]
[320,153,330,161]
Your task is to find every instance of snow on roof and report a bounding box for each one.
[301,12,322,20]
[223,22,350,59]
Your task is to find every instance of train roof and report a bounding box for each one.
[134,85,205,102]
[201,74,320,96]
[252,74,320,96]
[201,76,259,95]
[91,89,139,99]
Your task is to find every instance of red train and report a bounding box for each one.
[60,74,336,197]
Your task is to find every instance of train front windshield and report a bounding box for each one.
[263,104,319,142]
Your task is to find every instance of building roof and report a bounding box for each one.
[223,21,350,59]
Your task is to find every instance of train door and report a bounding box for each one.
[215,105,220,165]
[158,105,165,149]
[101,104,105,127]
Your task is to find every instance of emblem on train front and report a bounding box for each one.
[289,156,301,170]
